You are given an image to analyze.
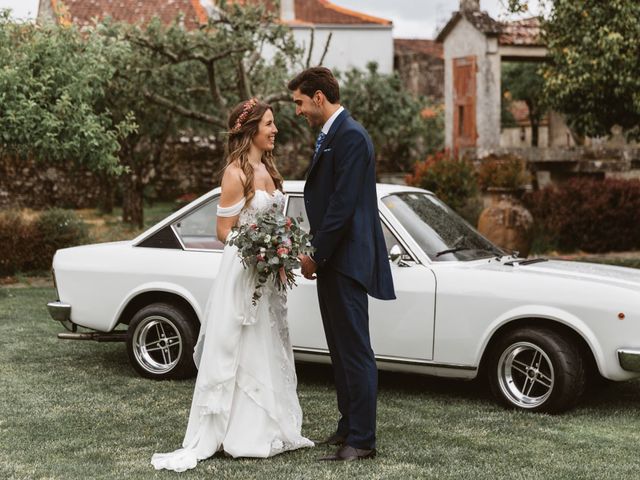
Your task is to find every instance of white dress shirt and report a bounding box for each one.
[321,105,345,135]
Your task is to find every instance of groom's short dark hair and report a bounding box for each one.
[287,67,340,104]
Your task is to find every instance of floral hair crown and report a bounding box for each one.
[230,97,259,134]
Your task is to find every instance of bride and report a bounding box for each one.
[151,98,314,472]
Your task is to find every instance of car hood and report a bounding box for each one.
[497,259,640,290]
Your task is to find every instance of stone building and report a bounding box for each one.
[393,39,444,101]
[436,0,640,185]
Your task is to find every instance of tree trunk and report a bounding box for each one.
[121,170,144,228]
[97,172,115,214]
[531,118,539,147]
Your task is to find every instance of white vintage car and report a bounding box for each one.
[47,181,640,413]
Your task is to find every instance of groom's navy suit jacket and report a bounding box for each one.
[304,109,395,301]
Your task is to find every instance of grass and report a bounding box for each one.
[77,201,179,244]
[1,288,640,479]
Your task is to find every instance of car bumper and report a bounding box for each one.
[618,349,640,373]
[47,301,71,322]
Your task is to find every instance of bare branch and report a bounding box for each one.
[318,32,332,66]
[142,89,226,128]
[265,91,292,104]
[205,61,226,109]
[236,60,251,99]
[305,28,315,68]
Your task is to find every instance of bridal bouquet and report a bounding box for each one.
[227,204,315,305]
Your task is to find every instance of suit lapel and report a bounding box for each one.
[306,109,350,180]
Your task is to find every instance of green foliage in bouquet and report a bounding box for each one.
[227,204,314,305]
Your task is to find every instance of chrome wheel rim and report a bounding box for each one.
[497,341,554,409]
[132,315,182,375]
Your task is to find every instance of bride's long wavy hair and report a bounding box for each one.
[223,99,284,206]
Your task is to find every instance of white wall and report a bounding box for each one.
[443,17,501,150]
[291,26,394,74]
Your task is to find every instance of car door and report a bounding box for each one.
[167,195,226,312]
[370,217,436,360]
[285,195,436,361]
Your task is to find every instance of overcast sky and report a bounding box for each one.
[332,0,548,39]
[0,0,546,38]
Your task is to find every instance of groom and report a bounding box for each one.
[288,67,396,461]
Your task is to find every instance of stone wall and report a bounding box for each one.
[0,155,108,209]
[0,139,226,210]
[464,146,640,189]
[0,136,310,210]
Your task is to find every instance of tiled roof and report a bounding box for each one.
[52,0,207,29]
[293,0,391,26]
[51,0,390,29]
[436,9,500,42]
[394,39,443,59]
[498,17,543,46]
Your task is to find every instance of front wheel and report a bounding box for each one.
[126,302,198,380]
[487,327,586,413]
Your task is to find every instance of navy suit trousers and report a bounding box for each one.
[317,266,377,449]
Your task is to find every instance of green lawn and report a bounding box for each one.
[1,287,639,480]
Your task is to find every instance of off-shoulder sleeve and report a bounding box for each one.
[216,198,245,217]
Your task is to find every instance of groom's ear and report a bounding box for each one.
[313,90,325,106]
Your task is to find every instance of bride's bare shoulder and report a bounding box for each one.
[220,163,245,202]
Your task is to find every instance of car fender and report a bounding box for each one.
[474,305,605,374]
[109,281,204,332]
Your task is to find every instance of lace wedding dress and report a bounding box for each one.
[151,189,313,472]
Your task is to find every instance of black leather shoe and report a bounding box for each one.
[316,432,347,446]
[318,445,377,461]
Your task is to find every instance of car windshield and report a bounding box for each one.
[382,192,504,261]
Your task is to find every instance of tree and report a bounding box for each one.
[0,11,135,175]
[502,62,547,146]
[506,0,640,140]
[340,62,443,174]
[94,2,305,226]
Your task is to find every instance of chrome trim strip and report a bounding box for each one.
[47,301,71,322]
[618,348,640,372]
[170,224,187,250]
[292,347,477,371]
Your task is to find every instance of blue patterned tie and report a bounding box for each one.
[314,131,327,157]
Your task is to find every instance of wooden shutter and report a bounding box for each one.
[453,56,477,149]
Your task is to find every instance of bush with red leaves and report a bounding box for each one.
[523,177,640,253]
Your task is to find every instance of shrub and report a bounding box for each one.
[405,151,480,221]
[0,208,89,275]
[0,211,39,275]
[477,154,531,191]
[33,209,89,270]
[523,177,640,253]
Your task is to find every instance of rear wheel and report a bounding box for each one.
[126,302,198,380]
[487,327,586,413]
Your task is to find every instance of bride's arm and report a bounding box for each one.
[216,166,245,242]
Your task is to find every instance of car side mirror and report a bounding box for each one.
[389,245,403,265]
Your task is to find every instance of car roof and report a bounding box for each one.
[282,180,431,197]
[132,181,433,245]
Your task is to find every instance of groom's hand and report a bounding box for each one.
[298,254,317,280]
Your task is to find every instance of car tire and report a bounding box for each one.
[487,327,586,413]
[126,302,198,380]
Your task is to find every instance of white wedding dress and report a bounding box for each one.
[151,189,313,472]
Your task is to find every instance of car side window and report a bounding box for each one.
[285,196,310,233]
[173,196,224,250]
[381,221,408,257]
